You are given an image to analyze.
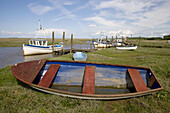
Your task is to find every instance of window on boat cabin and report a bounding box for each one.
[33,41,35,45]
[29,40,34,45]
[41,41,43,46]
[35,41,38,46]
[37,41,40,46]
[44,41,47,46]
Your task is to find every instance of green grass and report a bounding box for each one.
[0,39,170,112]
[127,39,170,48]
[0,38,92,47]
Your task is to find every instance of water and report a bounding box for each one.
[0,47,53,69]
[0,42,94,69]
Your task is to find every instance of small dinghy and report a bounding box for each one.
[73,52,87,61]
[11,60,163,100]
[116,46,138,50]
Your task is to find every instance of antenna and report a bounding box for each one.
[35,19,45,39]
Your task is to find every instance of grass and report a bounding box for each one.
[0,39,170,112]
[127,39,170,48]
[0,38,92,47]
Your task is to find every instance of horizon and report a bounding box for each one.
[0,0,170,39]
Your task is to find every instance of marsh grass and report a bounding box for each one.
[127,39,170,48]
[0,38,92,47]
[0,39,170,112]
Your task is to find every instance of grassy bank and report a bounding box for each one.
[0,38,92,47]
[127,39,170,48]
[0,39,170,112]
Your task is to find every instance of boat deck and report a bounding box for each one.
[11,60,46,83]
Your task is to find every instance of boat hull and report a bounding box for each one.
[11,60,163,100]
[93,41,112,48]
[23,44,62,55]
[116,46,138,50]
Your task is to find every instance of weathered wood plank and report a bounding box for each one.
[38,64,60,88]
[128,69,148,92]
[11,60,46,83]
[82,66,95,94]
[148,76,156,88]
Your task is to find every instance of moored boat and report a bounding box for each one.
[92,32,112,48]
[73,52,87,61]
[92,39,112,48]
[116,46,138,50]
[23,39,63,55]
[23,20,63,56]
[11,60,163,100]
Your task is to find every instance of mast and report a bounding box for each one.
[35,19,45,39]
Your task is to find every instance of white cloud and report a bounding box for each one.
[48,0,76,19]
[0,29,67,38]
[95,0,156,14]
[0,30,22,35]
[108,30,132,37]
[28,3,54,15]
[85,16,124,28]
[84,0,170,37]
[37,28,66,34]
[134,1,170,28]
[88,24,96,27]
[63,1,74,6]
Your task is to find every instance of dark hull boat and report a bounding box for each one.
[11,60,163,100]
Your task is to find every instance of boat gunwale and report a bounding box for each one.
[11,60,164,99]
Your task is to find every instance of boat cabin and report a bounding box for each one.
[114,38,122,43]
[29,39,48,46]
[97,38,104,43]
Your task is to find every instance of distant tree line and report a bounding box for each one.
[164,35,170,40]
[128,37,163,40]
[127,35,170,40]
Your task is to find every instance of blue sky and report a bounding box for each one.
[0,0,170,38]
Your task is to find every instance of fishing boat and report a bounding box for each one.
[92,32,112,48]
[116,46,138,50]
[23,39,63,55]
[73,52,87,61]
[11,60,163,100]
[92,39,112,48]
[23,20,63,56]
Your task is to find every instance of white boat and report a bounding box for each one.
[116,46,138,50]
[92,33,112,48]
[23,39,63,55]
[73,52,87,61]
[23,20,63,56]
[113,38,125,46]
[113,42,122,46]
[93,40,112,48]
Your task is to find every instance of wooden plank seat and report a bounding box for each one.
[82,66,95,94]
[38,64,60,88]
[148,76,156,88]
[127,69,148,92]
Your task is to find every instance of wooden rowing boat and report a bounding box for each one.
[11,60,163,100]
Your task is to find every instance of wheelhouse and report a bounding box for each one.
[29,39,47,46]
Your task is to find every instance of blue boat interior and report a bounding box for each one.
[33,61,161,94]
